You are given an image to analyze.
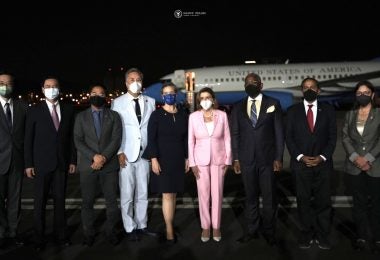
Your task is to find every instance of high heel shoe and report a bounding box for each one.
[201,229,210,242]
[213,229,221,242]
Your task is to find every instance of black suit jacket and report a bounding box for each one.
[285,101,337,170]
[24,101,77,173]
[231,95,284,167]
[0,99,28,174]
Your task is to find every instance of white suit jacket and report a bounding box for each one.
[111,93,156,162]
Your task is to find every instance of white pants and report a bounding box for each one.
[119,157,150,232]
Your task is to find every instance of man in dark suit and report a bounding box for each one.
[74,84,122,246]
[286,78,337,250]
[24,76,76,251]
[0,71,28,248]
[231,73,284,246]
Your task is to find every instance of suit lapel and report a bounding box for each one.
[0,103,10,132]
[86,108,98,140]
[100,108,111,140]
[42,102,57,132]
[127,97,140,125]
[211,110,219,135]
[140,96,148,125]
[255,97,268,128]
[241,97,252,125]
[362,107,376,137]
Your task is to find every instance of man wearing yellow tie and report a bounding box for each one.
[231,73,284,246]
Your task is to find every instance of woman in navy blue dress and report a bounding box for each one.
[142,82,189,243]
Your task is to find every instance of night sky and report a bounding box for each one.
[2,1,380,94]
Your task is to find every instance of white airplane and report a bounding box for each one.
[143,59,380,110]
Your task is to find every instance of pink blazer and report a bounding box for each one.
[188,109,232,167]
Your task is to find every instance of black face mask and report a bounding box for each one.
[245,84,261,98]
[356,95,372,107]
[303,89,318,102]
[89,96,106,107]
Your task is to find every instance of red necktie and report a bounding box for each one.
[307,104,314,132]
[51,104,60,131]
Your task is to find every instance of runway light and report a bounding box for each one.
[245,60,256,64]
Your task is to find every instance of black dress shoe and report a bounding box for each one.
[108,234,120,246]
[55,238,71,247]
[0,237,5,249]
[298,233,314,249]
[126,230,140,241]
[372,241,380,254]
[34,242,45,252]
[315,235,331,250]
[137,228,158,237]
[165,235,177,245]
[82,236,95,247]
[263,234,277,246]
[9,237,24,246]
[237,232,259,243]
[352,239,366,251]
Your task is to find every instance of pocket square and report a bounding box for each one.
[266,105,275,113]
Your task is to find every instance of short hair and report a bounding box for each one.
[125,68,143,81]
[0,70,15,80]
[301,77,319,89]
[196,87,218,110]
[89,83,107,94]
[245,73,261,83]
[161,82,178,94]
[41,76,60,87]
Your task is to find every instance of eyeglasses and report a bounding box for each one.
[356,91,371,96]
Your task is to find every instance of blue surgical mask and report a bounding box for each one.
[162,94,176,105]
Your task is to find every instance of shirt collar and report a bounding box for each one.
[248,93,263,102]
[45,99,59,108]
[127,92,141,101]
[0,96,12,107]
[303,99,317,107]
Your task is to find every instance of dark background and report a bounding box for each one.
[1,1,380,94]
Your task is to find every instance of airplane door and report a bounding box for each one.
[186,72,196,111]
[173,70,186,90]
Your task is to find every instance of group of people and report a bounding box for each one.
[0,68,379,254]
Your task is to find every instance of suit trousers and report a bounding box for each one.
[196,165,225,229]
[0,162,23,238]
[80,169,120,237]
[119,156,150,232]
[34,168,67,242]
[241,164,277,236]
[294,165,332,237]
[349,172,380,241]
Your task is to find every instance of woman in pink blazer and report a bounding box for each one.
[188,87,232,242]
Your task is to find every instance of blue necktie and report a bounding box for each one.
[250,99,257,127]
[94,111,102,139]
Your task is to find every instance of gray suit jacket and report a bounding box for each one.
[74,107,122,174]
[342,107,380,177]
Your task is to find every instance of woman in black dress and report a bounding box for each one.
[142,82,189,243]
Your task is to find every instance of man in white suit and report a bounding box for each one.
[111,68,156,241]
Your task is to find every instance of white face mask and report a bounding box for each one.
[44,87,60,100]
[200,99,213,110]
[128,81,142,94]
